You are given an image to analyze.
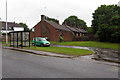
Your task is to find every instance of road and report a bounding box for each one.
[2,49,119,78]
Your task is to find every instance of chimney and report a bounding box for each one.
[41,15,46,21]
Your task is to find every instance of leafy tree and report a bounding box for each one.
[46,17,59,24]
[96,24,111,42]
[92,5,120,33]
[19,23,30,31]
[97,25,120,43]
[63,15,87,30]
[92,5,120,43]
[86,27,93,34]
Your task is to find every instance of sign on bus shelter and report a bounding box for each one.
[9,31,30,48]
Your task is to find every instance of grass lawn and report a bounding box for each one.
[51,41,119,50]
[25,46,94,56]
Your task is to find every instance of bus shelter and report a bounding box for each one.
[9,31,30,48]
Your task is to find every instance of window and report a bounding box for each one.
[76,33,79,37]
[80,33,82,37]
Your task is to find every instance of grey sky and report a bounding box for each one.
[0,0,119,28]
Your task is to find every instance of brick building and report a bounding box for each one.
[31,15,87,41]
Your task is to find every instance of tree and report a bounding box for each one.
[92,5,120,43]
[46,17,59,24]
[19,23,30,31]
[63,15,87,30]
[92,5,120,34]
[86,27,93,34]
[96,25,120,43]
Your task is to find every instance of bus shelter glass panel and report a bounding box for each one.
[18,32,21,45]
[10,33,14,46]
[13,33,17,46]
[26,32,30,46]
[22,32,29,47]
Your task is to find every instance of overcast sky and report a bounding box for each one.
[0,0,119,28]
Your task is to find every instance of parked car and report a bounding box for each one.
[32,37,50,47]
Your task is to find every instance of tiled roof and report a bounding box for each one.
[1,21,23,30]
[45,20,71,32]
[64,25,80,33]
[75,28,87,33]
[44,20,87,33]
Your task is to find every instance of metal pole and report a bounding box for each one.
[21,32,23,48]
[9,32,11,46]
[29,32,30,47]
[17,32,18,48]
[6,0,8,45]
[34,28,36,48]
[13,33,14,47]
[0,18,2,43]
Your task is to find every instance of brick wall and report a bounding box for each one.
[31,20,73,41]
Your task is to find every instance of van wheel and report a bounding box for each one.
[47,45,50,47]
[32,43,35,46]
[40,44,44,47]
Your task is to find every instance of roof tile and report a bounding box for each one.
[45,20,71,32]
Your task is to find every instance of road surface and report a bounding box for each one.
[2,49,119,78]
